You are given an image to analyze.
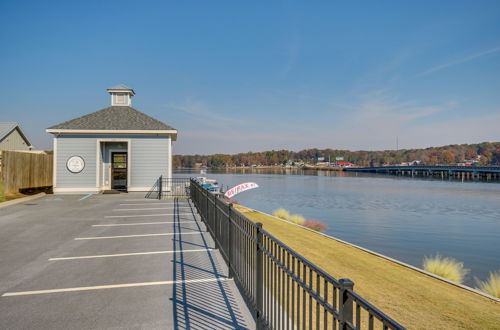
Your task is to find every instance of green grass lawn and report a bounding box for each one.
[235,205,500,330]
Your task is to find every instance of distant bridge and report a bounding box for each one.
[344,165,500,181]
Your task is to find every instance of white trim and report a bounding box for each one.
[95,139,131,191]
[46,129,177,135]
[127,141,132,187]
[53,136,58,187]
[168,137,172,179]
[107,88,135,96]
[54,187,100,193]
[95,140,100,188]
[46,129,177,141]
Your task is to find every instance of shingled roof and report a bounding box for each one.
[47,106,176,131]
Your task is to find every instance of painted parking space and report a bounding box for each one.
[0,193,254,329]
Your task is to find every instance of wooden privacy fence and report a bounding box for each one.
[0,151,53,195]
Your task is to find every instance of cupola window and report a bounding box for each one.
[107,84,135,106]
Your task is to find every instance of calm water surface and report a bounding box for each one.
[175,169,500,285]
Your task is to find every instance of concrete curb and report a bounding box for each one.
[237,205,500,303]
[0,192,46,209]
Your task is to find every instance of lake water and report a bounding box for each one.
[175,169,500,285]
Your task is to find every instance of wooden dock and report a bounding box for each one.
[344,165,500,181]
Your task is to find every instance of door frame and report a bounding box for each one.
[95,139,131,191]
[109,149,128,190]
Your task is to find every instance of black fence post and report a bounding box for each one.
[158,175,162,200]
[205,189,209,229]
[228,203,234,279]
[189,179,193,200]
[214,194,218,246]
[255,222,264,329]
[339,278,355,330]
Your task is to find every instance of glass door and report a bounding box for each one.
[111,152,127,191]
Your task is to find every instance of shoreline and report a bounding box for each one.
[236,204,499,303]
[234,204,500,328]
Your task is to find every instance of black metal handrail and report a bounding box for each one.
[157,176,190,199]
[190,178,405,330]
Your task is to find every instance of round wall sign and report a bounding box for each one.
[67,156,85,173]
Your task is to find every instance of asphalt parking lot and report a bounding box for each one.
[0,193,254,329]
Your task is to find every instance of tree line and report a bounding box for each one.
[173,142,500,168]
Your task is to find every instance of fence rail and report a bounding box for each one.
[157,176,190,199]
[190,178,405,330]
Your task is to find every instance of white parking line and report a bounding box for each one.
[74,232,202,240]
[113,207,192,211]
[123,199,166,202]
[104,213,192,218]
[2,278,230,297]
[49,248,214,261]
[92,221,197,227]
[119,203,190,206]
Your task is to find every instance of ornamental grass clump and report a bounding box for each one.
[423,255,469,284]
[273,208,290,220]
[289,214,306,225]
[304,219,328,232]
[475,271,500,298]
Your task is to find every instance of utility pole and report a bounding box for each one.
[396,136,399,152]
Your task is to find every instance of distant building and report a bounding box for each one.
[0,122,32,151]
[316,161,330,167]
[463,158,479,166]
[46,85,177,194]
[332,161,355,168]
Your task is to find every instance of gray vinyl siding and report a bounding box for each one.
[130,136,169,188]
[56,136,97,188]
[0,129,30,151]
[55,134,170,190]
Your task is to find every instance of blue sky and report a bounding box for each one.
[1,1,499,154]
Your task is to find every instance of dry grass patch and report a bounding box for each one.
[289,214,306,225]
[272,208,290,220]
[476,271,500,298]
[423,255,469,283]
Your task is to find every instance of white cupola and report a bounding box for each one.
[107,84,135,106]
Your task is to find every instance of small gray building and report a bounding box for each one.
[0,123,32,151]
[46,85,177,194]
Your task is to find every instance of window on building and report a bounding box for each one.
[114,93,126,105]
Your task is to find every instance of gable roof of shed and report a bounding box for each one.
[0,122,32,145]
[47,106,176,131]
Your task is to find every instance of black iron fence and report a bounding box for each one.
[190,178,405,330]
[156,176,190,199]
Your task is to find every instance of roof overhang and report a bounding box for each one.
[107,88,135,95]
[46,129,177,141]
